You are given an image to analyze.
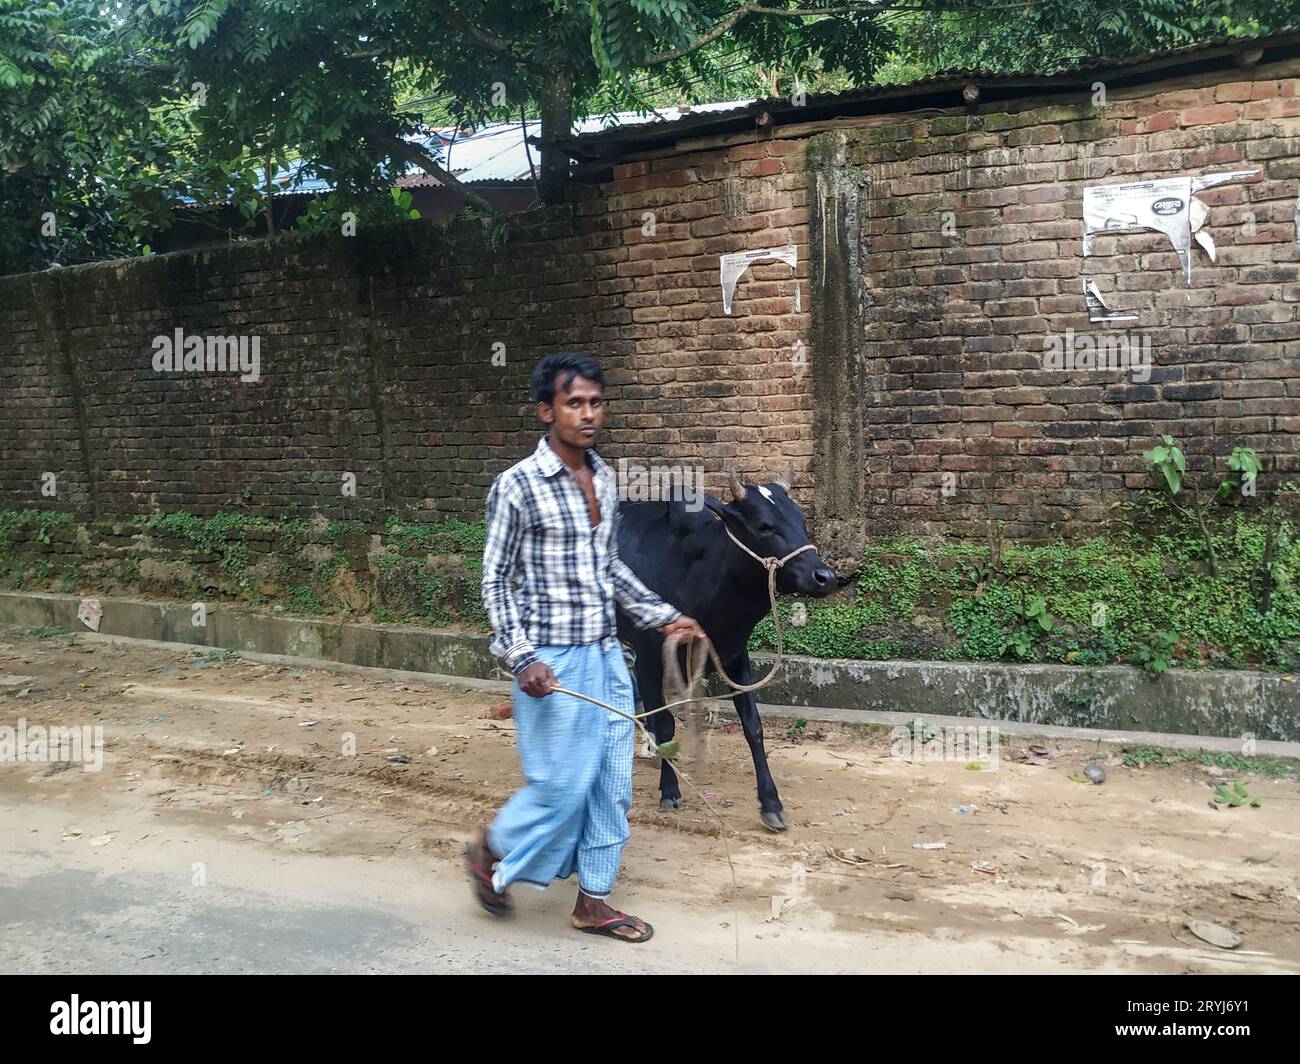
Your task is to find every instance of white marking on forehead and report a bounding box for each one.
[756,485,775,504]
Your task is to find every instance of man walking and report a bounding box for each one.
[469,352,704,942]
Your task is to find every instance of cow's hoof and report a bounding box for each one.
[660,797,685,811]
[760,809,789,832]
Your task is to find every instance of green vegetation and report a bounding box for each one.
[753,440,1299,673]
[1123,743,1297,779]
[752,512,1300,670]
[0,509,75,551]
[2,474,1298,674]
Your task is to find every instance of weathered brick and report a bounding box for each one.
[1180,103,1241,126]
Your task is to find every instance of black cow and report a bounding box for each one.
[615,471,837,830]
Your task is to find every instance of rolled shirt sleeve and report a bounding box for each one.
[481,477,539,676]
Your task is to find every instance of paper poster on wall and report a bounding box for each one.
[720,245,797,314]
[1083,278,1138,322]
[1082,170,1258,282]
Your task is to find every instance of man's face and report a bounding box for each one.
[540,373,605,449]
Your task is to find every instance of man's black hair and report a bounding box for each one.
[531,352,604,405]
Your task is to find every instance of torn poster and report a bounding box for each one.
[1190,198,1215,261]
[1190,170,1258,194]
[720,244,797,314]
[1084,278,1138,322]
[1082,170,1258,282]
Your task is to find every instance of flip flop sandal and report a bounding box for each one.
[465,844,511,916]
[578,915,654,943]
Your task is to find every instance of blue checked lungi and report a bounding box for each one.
[487,637,636,899]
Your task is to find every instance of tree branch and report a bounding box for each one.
[643,3,760,66]
[641,1,1040,66]
[365,126,498,217]
[1187,481,1220,579]
[438,7,545,71]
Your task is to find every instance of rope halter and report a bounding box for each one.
[719,521,818,574]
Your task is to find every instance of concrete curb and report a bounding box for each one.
[2,591,1297,744]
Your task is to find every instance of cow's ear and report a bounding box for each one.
[703,496,728,519]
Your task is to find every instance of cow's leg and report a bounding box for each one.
[633,638,682,810]
[729,653,787,831]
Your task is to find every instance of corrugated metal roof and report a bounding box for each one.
[892,24,1300,88]
[396,102,757,184]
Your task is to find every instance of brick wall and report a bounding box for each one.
[2,54,1298,552]
[819,57,1300,540]
[0,142,811,526]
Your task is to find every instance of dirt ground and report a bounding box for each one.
[2,628,1298,974]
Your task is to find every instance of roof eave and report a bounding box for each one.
[557,29,1300,160]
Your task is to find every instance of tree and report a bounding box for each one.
[0,0,274,271]
[5,1,1298,274]
[884,0,1300,78]
[131,2,897,209]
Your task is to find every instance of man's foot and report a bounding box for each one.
[466,830,511,916]
[571,892,653,942]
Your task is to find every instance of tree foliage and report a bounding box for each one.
[886,0,1300,78]
[3,1,1297,274]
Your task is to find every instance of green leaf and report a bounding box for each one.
[654,739,680,761]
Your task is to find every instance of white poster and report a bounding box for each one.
[1083,176,1193,279]
[719,245,797,314]
[1083,170,1258,283]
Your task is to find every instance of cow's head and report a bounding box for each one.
[704,470,838,597]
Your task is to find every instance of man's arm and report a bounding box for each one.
[481,476,539,676]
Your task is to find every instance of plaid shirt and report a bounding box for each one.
[482,436,681,676]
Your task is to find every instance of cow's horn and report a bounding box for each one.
[727,469,747,501]
[776,465,792,490]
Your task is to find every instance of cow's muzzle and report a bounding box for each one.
[780,555,837,597]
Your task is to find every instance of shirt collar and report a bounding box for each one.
[533,435,609,479]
